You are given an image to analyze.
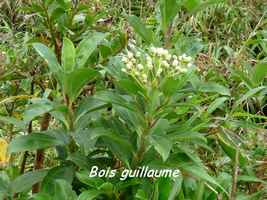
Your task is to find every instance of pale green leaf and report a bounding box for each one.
[150,134,172,162]
[32,43,61,73]
[76,33,105,68]
[62,37,76,72]
[128,15,154,44]
[11,170,48,193]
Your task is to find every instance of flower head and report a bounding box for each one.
[120,45,195,86]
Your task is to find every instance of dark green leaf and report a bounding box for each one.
[8,133,66,153]
[64,68,99,102]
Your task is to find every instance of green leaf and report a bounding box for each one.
[128,15,154,44]
[217,135,247,167]
[63,68,99,102]
[62,37,76,72]
[76,172,104,188]
[75,96,108,123]
[207,97,228,113]
[253,62,267,84]
[32,43,61,73]
[183,0,201,12]
[183,0,224,12]
[149,118,170,135]
[234,86,266,107]
[199,82,230,96]
[24,99,53,122]
[0,116,26,129]
[11,169,48,193]
[95,91,135,111]
[101,131,133,167]
[179,164,226,194]
[33,193,52,200]
[0,172,10,196]
[170,131,207,144]
[160,77,181,96]
[73,129,101,155]
[76,33,105,68]
[52,179,77,200]
[8,132,66,153]
[117,78,145,95]
[160,0,181,33]
[135,189,148,200]
[149,134,172,162]
[78,190,102,200]
[42,165,74,195]
[238,175,266,184]
[168,176,183,200]
[51,7,65,22]
[68,152,90,170]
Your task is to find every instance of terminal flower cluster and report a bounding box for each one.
[120,45,194,85]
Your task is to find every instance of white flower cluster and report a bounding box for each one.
[121,45,194,85]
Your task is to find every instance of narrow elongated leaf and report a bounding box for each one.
[11,169,48,193]
[76,33,105,68]
[207,97,228,113]
[95,91,135,111]
[160,0,181,33]
[128,15,154,44]
[238,175,266,184]
[62,37,76,72]
[8,133,66,153]
[217,135,247,167]
[199,82,230,96]
[32,43,61,73]
[75,96,108,123]
[168,176,183,200]
[0,116,26,129]
[64,68,99,102]
[24,99,53,122]
[234,86,266,107]
[179,164,226,194]
[170,131,207,144]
